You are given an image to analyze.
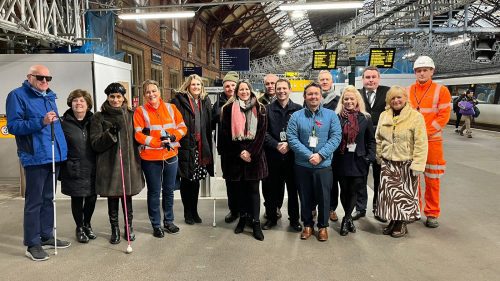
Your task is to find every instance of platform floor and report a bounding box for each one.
[0,125,499,281]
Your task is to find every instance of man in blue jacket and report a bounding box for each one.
[6,65,70,261]
[287,82,341,242]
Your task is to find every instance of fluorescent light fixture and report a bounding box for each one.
[402,52,415,59]
[284,29,294,37]
[118,11,195,20]
[449,36,470,46]
[278,49,286,56]
[281,41,291,49]
[280,1,364,11]
[291,10,305,19]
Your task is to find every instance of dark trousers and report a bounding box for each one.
[455,112,462,128]
[356,162,381,212]
[339,176,364,219]
[262,161,300,222]
[237,180,260,222]
[180,178,201,219]
[295,165,332,228]
[107,196,133,227]
[142,158,177,227]
[71,195,97,227]
[226,179,239,215]
[329,174,339,211]
[23,164,60,247]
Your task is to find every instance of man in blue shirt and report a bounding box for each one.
[6,65,70,261]
[287,82,341,241]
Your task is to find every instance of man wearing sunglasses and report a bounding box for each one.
[6,65,70,261]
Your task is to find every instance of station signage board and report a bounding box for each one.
[220,48,250,72]
[369,48,396,68]
[285,72,299,77]
[151,49,162,65]
[183,66,202,77]
[312,50,338,70]
[290,80,313,92]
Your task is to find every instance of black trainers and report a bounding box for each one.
[41,238,71,249]
[164,222,180,234]
[25,245,49,261]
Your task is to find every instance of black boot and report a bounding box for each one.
[76,227,89,243]
[83,223,97,240]
[340,217,349,236]
[122,196,135,241]
[108,198,121,244]
[252,221,264,241]
[234,215,246,234]
[347,218,356,233]
[383,220,396,235]
[191,181,202,224]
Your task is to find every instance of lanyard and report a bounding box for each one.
[413,83,432,112]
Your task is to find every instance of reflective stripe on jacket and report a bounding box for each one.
[407,80,452,142]
[133,99,187,161]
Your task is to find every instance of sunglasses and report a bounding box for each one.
[30,74,52,82]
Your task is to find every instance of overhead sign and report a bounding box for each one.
[337,59,366,67]
[220,48,250,72]
[183,66,202,77]
[285,72,299,77]
[290,80,313,92]
[312,50,338,70]
[369,48,396,68]
[151,49,162,65]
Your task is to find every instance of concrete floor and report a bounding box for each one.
[0,125,499,281]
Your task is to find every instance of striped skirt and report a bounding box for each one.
[375,159,420,221]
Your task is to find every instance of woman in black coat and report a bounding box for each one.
[60,89,97,243]
[333,86,376,236]
[220,80,268,241]
[171,74,214,225]
[90,83,144,244]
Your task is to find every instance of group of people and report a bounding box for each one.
[6,54,451,261]
[453,89,479,138]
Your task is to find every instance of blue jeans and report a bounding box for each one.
[142,157,178,228]
[24,164,60,247]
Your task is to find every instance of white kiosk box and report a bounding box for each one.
[0,54,131,192]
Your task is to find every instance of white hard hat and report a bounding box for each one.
[413,56,435,69]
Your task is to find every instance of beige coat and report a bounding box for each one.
[376,103,428,172]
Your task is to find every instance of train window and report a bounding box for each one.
[475,83,497,104]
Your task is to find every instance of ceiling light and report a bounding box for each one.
[278,49,286,56]
[280,1,364,11]
[449,36,470,46]
[284,29,294,37]
[281,41,291,49]
[402,52,415,59]
[291,10,305,19]
[118,11,195,20]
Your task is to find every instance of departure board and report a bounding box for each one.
[369,48,396,68]
[312,50,338,70]
[220,48,250,72]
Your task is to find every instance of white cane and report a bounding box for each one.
[50,122,58,255]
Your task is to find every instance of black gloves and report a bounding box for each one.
[109,122,121,135]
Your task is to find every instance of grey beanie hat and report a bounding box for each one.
[223,71,239,83]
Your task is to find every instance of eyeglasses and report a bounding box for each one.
[29,74,52,82]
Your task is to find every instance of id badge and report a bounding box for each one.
[347,143,357,152]
[280,131,287,141]
[309,136,318,148]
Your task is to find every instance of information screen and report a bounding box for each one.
[312,50,338,70]
[220,48,250,72]
[183,66,202,77]
[369,48,396,68]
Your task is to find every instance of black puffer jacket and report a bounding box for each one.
[171,91,214,179]
[60,110,96,197]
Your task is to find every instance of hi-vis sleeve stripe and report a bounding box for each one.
[145,136,153,146]
[140,106,152,128]
[432,85,441,109]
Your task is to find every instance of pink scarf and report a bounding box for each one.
[231,98,258,141]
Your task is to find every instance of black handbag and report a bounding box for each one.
[473,105,480,118]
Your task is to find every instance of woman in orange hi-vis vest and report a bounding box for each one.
[408,56,452,228]
[133,80,187,238]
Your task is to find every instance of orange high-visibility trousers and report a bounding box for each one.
[418,141,445,217]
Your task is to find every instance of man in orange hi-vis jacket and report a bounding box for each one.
[408,56,451,228]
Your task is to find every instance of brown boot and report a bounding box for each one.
[317,227,328,241]
[300,226,314,240]
[329,210,338,222]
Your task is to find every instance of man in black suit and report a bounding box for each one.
[352,66,389,222]
[317,70,341,223]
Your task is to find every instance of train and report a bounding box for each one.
[435,73,500,130]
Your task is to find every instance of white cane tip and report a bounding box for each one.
[126,246,133,254]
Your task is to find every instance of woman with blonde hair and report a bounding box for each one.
[333,85,376,236]
[220,80,268,241]
[171,74,214,225]
[375,85,428,238]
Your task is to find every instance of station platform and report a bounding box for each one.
[0,125,499,281]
